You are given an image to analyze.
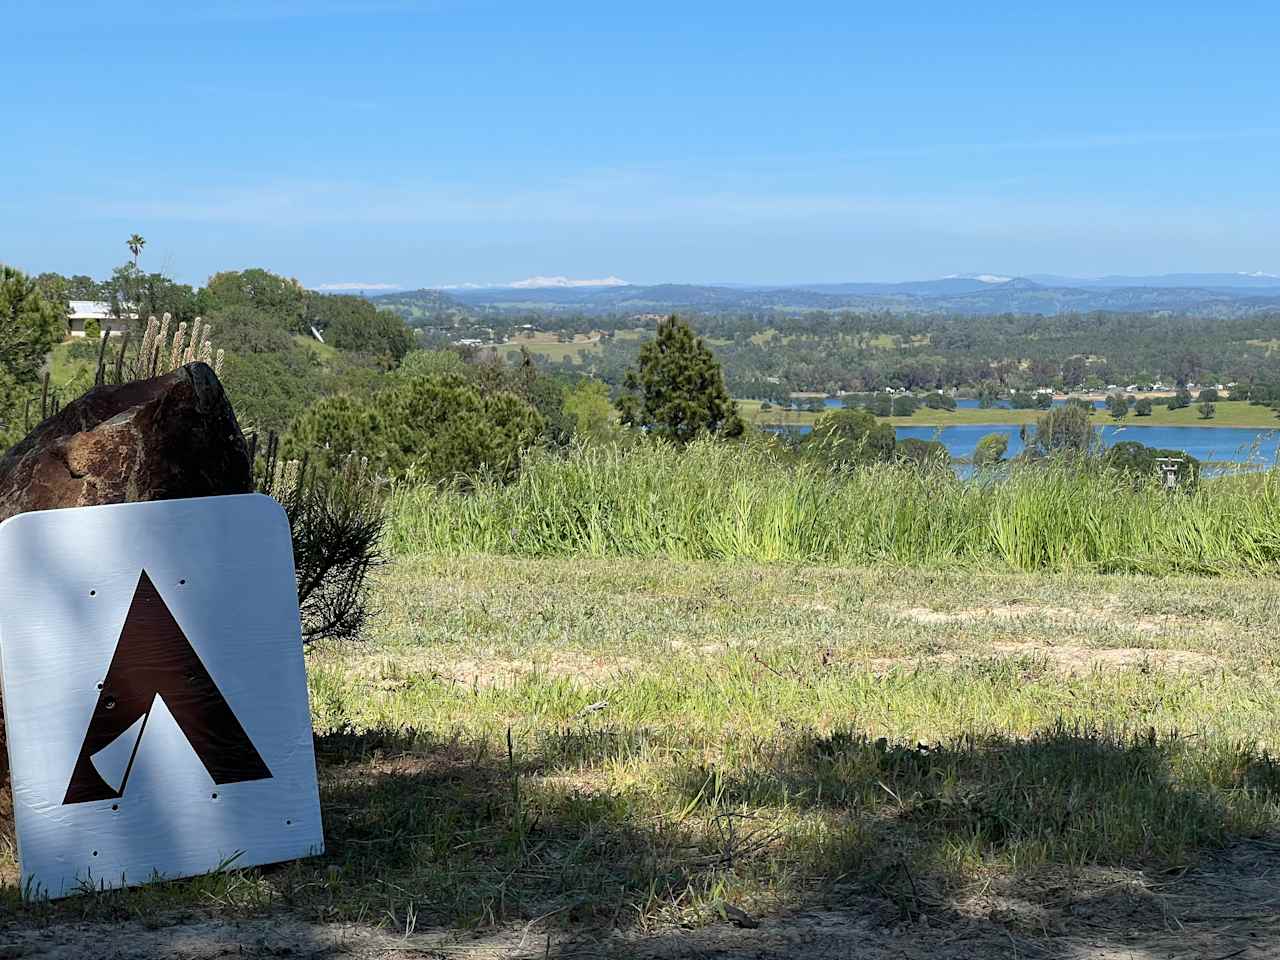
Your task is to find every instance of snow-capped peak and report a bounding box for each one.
[942,273,1013,284]
[508,275,630,289]
[438,276,631,290]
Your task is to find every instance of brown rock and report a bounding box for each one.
[0,362,251,523]
[0,362,252,834]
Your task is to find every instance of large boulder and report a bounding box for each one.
[0,362,251,523]
[0,362,251,833]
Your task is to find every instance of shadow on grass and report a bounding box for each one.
[303,722,1280,934]
[669,722,1280,917]
[3,721,1278,956]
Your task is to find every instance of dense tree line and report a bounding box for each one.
[420,307,1280,403]
[8,253,1264,495]
[27,265,421,434]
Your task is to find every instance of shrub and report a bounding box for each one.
[1135,397,1153,416]
[867,393,893,417]
[924,392,956,410]
[281,468,384,645]
[804,408,896,466]
[224,350,330,436]
[246,436,386,646]
[1029,405,1097,458]
[891,395,919,417]
[896,437,949,466]
[395,348,467,379]
[562,378,615,442]
[973,433,1010,466]
[463,349,574,446]
[209,304,293,355]
[285,373,544,484]
[83,318,101,340]
[325,304,414,360]
[1103,441,1201,486]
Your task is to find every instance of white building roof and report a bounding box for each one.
[68,301,138,322]
[68,301,114,320]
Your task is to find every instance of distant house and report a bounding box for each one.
[67,301,131,337]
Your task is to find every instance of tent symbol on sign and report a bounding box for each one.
[63,570,272,805]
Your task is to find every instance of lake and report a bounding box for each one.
[902,424,1279,464]
[820,397,1106,410]
[778,421,1280,465]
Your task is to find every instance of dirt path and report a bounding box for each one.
[6,841,1278,960]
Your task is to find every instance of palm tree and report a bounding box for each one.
[127,233,146,267]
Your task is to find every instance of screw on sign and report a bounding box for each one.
[0,494,323,898]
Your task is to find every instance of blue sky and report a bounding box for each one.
[4,1,1279,288]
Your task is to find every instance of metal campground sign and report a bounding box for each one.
[0,494,322,898]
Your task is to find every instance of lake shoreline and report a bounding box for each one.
[741,399,1280,431]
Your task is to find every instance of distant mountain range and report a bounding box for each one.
[1025,272,1280,290]
[372,273,1280,319]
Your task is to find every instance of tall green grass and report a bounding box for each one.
[385,440,1280,572]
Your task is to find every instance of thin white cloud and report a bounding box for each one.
[310,282,403,291]
[75,158,1271,241]
[438,277,630,289]
[508,276,629,289]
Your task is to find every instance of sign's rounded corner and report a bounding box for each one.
[0,508,44,543]
[242,492,291,532]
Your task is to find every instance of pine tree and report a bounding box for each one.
[0,266,65,441]
[618,315,743,444]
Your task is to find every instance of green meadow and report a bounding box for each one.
[4,444,1280,955]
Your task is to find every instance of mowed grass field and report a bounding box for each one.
[6,555,1279,950]
[499,332,607,364]
[740,397,1280,430]
[882,400,1280,430]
